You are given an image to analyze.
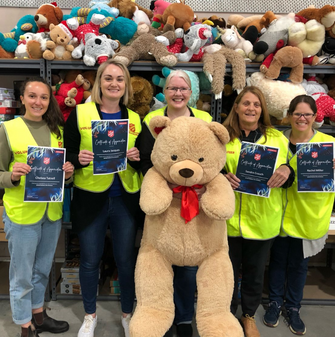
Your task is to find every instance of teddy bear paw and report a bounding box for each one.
[159,55,178,67]
[215,92,222,100]
[68,88,78,98]
[66,18,79,31]
[64,97,76,107]
[91,13,106,25]
[75,74,84,86]
[113,55,130,66]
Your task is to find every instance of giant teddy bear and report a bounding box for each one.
[129,116,243,337]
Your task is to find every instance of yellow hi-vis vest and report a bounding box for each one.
[224,128,289,239]
[143,106,212,136]
[3,117,63,224]
[281,130,335,240]
[74,102,141,193]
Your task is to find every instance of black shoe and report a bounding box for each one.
[21,325,39,337]
[287,308,306,335]
[32,309,69,334]
[176,323,193,337]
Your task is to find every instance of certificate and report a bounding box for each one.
[92,119,129,175]
[24,146,65,202]
[296,142,335,192]
[235,142,279,198]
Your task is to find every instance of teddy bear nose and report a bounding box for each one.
[179,168,194,178]
[95,38,102,45]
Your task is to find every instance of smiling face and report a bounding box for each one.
[164,76,192,112]
[289,102,316,133]
[234,92,262,129]
[21,81,50,122]
[100,63,126,103]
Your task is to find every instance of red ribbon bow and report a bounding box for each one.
[18,40,27,45]
[172,184,203,223]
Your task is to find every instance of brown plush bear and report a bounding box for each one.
[260,45,304,83]
[42,22,74,60]
[113,23,178,67]
[127,76,153,119]
[34,2,63,33]
[130,116,243,337]
[108,0,153,20]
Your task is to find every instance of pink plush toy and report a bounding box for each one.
[152,0,170,15]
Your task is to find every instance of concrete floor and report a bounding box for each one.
[0,299,334,337]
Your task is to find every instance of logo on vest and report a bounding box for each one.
[58,141,63,147]
[129,123,139,135]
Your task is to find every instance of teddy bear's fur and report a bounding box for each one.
[108,0,153,20]
[113,23,178,67]
[43,22,74,60]
[127,76,154,119]
[260,45,304,83]
[34,3,63,33]
[297,5,335,39]
[202,44,246,99]
[130,116,243,337]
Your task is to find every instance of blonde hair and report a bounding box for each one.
[91,58,133,106]
[163,70,192,91]
[223,86,273,142]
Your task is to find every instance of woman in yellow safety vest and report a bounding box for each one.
[64,58,142,337]
[0,78,73,337]
[263,95,335,335]
[223,86,294,337]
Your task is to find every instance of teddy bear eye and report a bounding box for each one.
[171,155,178,161]
[198,157,204,162]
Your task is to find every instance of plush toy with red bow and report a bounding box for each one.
[130,116,243,337]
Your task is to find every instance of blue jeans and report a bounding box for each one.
[268,236,309,309]
[3,208,61,325]
[173,266,197,324]
[78,196,137,314]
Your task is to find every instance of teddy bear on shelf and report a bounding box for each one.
[108,0,153,20]
[14,32,48,59]
[54,74,91,121]
[42,21,75,60]
[127,76,154,119]
[113,23,178,67]
[34,2,63,33]
[129,115,243,337]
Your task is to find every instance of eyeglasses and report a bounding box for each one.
[166,87,191,94]
[291,113,316,119]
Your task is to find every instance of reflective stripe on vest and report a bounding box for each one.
[282,131,335,239]
[224,129,289,239]
[3,118,63,224]
[143,107,212,138]
[74,102,141,193]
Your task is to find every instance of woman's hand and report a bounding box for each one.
[267,165,290,188]
[225,172,240,190]
[11,163,31,182]
[127,147,140,162]
[78,150,94,166]
[63,161,74,180]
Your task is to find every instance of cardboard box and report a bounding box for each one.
[60,260,80,274]
[110,286,121,294]
[0,100,20,108]
[0,107,16,115]
[60,281,81,295]
[61,272,79,279]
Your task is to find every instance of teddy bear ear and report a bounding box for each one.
[207,122,230,145]
[149,115,171,137]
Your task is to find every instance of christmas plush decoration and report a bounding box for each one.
[53,74,90,121]
[42,21,74,60]
[247,72,306,122]
[34,2,63,33]
[297,5,335,39]
[129,116,243,337]
[202,44,246,99]
[113,23,178,67]
[15,32,48,59]
[260,45,304,83]
[312,92,335,127]
[127,76,154,119]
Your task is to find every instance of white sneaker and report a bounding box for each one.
[121,314,131,337]
[78,314,97,337]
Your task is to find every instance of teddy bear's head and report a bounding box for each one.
[34,2,63,32]
[49,22,73,46]
[149,116,230,187]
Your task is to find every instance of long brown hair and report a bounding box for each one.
[20,77,64,139]
[223,86,273,142]
[287,94,317,115]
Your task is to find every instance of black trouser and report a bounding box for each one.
[228,236,275,317]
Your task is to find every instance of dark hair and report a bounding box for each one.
[287,95,317,115]
[20,77,64,139]
[223,86,273,142]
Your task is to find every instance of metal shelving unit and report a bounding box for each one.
[0,58,45,77]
